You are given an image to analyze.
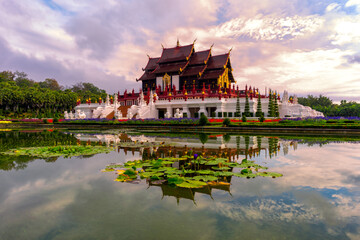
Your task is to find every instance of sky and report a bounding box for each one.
[0,0,360,102]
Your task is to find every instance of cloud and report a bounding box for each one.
[0,0,360,101]
[213,15,324,41]
[345,0,360,12]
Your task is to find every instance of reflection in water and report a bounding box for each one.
[74,132,295,160]
[76,132,295,203]
[0,131,360,239]
[0,131,78,171]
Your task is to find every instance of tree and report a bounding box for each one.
[274,92,279,117]
[223,118,231,127]
[39,78,62,91]
[199,114,209,126]
[268,90,274,117]
[235,92,241,117]
[244,92,251,117]
[256,92,263,117]
[0,71,15,82]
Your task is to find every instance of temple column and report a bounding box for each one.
[198,104,208,117]
[215,103,224,118]
[165,106,172,118]
[182,106,190,118]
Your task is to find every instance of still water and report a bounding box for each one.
[0,130,359,240]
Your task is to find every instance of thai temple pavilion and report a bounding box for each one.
[137,40,235,93]
[69,40,324,120]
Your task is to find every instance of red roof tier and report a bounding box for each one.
[138,71,156,81]
[143,57,160,71]
[189,49,211,65]
[157,44,194,64]
[201,69,225,80]
[152,61,188,74]
[180,65,207,77]
[207,53,229,70]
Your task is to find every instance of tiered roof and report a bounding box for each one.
[138,42,234,83]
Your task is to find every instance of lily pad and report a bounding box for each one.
[214,171,234,177]
[212,166,231,170]
[192,175,218,182]
[176,180,208,188]
[257,172,283,178]
[196,170,215,175]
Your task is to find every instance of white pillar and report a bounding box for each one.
[198,105,208,117]
[182,106,190,118]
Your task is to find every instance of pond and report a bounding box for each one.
[0,130,359,240]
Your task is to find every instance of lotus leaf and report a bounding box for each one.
[196,170,215,175]
[212,166,231,170]
[192,175,218,182]
[214,171,234,177]
[256,172,283,178]
[176,180,208,188]
[167,177,185,185]
[241,168,252,174]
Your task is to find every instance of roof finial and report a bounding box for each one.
[228,47,233,54]
[161,44,164,49]
[193,38,197,44]
[146,54,150,58]
[177,38,180,47]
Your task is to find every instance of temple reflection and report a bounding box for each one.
[73,132,298,160]
[74,132,298,204]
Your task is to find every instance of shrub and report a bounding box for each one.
[326,120,337,123]
[199,114,209,126]
[241,115,247,122]
[223,118,231,127]
[43,119,48,124]
[53,118,59,123]
[259,115,265,122]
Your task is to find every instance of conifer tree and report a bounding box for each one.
[256,92,262,117]
[274,92,279,117]
[235,92,241,117]
[267,90,274,117]
[244,92,250,117]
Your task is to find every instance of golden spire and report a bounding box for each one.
[161,44,164,49]
[177,38,180,47]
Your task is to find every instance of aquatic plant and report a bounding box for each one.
[103,156,282,189]
[1,145,111,158]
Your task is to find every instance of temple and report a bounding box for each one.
[68,40,323,119]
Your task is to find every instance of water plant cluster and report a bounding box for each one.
[103,155,282,189]
[1,145,111,158]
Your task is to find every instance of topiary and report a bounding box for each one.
[199,114,209,126]
[242,115,247,123]
[223,118,231,127]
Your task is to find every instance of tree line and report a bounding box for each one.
[0,70,108,119]
[298,95,360,117]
